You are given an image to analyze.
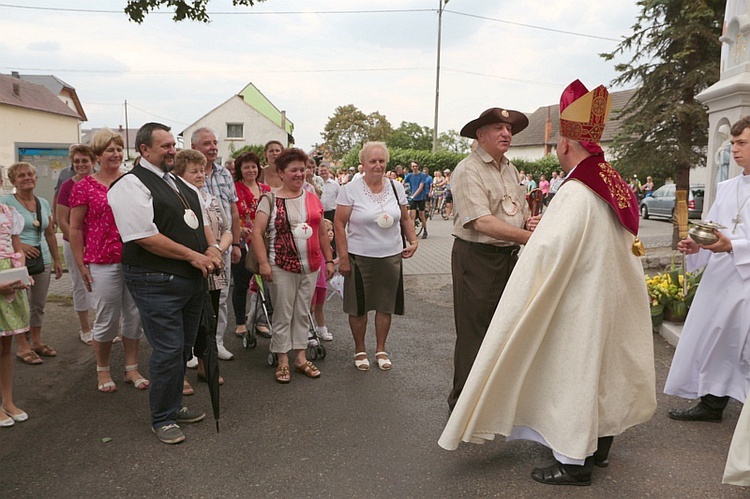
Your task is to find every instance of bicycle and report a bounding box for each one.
[428,192,449,220]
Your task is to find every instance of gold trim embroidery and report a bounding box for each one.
[598,162,632,209]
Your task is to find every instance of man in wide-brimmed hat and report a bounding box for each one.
[446,107,540,411]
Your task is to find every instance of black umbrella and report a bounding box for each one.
[194,290,221,432]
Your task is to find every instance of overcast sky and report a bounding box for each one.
[1,0,643,150]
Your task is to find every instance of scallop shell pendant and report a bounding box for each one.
[375,212,394,228]
[32,219,41,228]
[293,223,313,240]
[501,195,518,216]
[183,209,199,230]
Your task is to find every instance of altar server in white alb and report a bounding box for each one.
[438,80,657,487]
[665,116,750,424]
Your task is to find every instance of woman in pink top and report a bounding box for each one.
[55,144,94,345]
[69,130,148,393]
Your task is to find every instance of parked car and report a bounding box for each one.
[640,184,704,220]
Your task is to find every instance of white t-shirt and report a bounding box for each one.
[336,176,407,258]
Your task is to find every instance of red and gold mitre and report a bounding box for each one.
[559,79,612,155]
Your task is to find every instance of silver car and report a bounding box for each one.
[640,184,705,220]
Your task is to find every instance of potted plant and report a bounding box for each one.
[645,262,703,326]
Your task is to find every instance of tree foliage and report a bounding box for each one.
[511,154,561,180]
[388,121,433,151]
[601,0,723,191]
[339,145,466,173]
[231,144,265,160]
[124,0,265,23]
[438,129,471,154]
[321,105,393,161]
[322,106,470,161]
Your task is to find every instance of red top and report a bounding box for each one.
[565,155,639,236]
[69,175,123,264]
[235,180,270,244]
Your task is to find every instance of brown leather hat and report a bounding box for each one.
[460,108,529,139]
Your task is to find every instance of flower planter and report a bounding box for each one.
[664,301,688,323]
[651,304,665,331]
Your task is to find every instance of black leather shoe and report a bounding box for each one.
[531,463,591,486]
[668,404,722,422]
[593,457,608,468]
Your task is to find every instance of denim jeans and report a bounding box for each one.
[123,265,205,428]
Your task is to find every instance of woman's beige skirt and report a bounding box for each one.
[343,253,404,316]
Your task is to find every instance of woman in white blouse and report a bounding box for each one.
[334,142,418,372]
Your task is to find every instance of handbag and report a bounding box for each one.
[25,196,45,275]
[245,192,274,274]
[389,180,406,249]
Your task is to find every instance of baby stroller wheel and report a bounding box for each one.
[243,333,257,349]
[306,345,318,360]
[267,352,277,366]
[316,345,326,359]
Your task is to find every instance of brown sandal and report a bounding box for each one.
[32,344,57,357]
[275,365,291,384]
[183,379,195,396]
[294,361,321,379]
[16,350,43,365]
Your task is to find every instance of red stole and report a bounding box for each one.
[564,155,639,236]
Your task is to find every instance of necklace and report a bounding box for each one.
[285,193,312,240]
[362,179,395,228]
[733,176,750,234]
[13,194,40,227]
[498,166,519,216]
[165,174,200,230]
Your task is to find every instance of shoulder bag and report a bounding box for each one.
[245,192,275,274]
[25,196,45,275]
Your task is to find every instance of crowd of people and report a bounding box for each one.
[1,91,748,489]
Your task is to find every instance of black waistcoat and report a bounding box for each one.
[119,165,208,278]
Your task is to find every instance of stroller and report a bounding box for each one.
[266,310,327,366]
[248,273,326,366]
[242,274,271,350]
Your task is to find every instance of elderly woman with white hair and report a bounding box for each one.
[1,162,63,365]
[334,142,418,372]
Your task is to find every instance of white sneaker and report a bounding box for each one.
[317,326,333,341]
[307,334,319,348]
[217,344,234,361]
[186,356,198,369]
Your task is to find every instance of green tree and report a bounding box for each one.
[231,144,265,160]
[601,0,723,191]
[438,129,471,154]
[321,105,393,161]
[387,121,433,151]
[366,112,394,143]
[124,0,266,23]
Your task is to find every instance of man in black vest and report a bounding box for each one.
[108,122,223,445]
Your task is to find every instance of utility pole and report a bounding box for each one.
[432,0,449,153]
[124,100,131,161]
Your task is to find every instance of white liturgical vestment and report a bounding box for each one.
[439,179,656,461]
[664,173,750,403]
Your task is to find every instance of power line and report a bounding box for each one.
[0,3,431,15]
[124,102,190,126]
[0,3,623,41]
[3,65,565,91]
[1,66,432,75]
[445,10,621,42]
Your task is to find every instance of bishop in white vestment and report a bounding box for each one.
[439,80,657,487]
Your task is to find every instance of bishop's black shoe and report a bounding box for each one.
[668,403,722,423]
[531,462,591,487]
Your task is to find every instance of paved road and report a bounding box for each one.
[4,216,746,497]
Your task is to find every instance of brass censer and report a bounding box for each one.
[688,220,727,245]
